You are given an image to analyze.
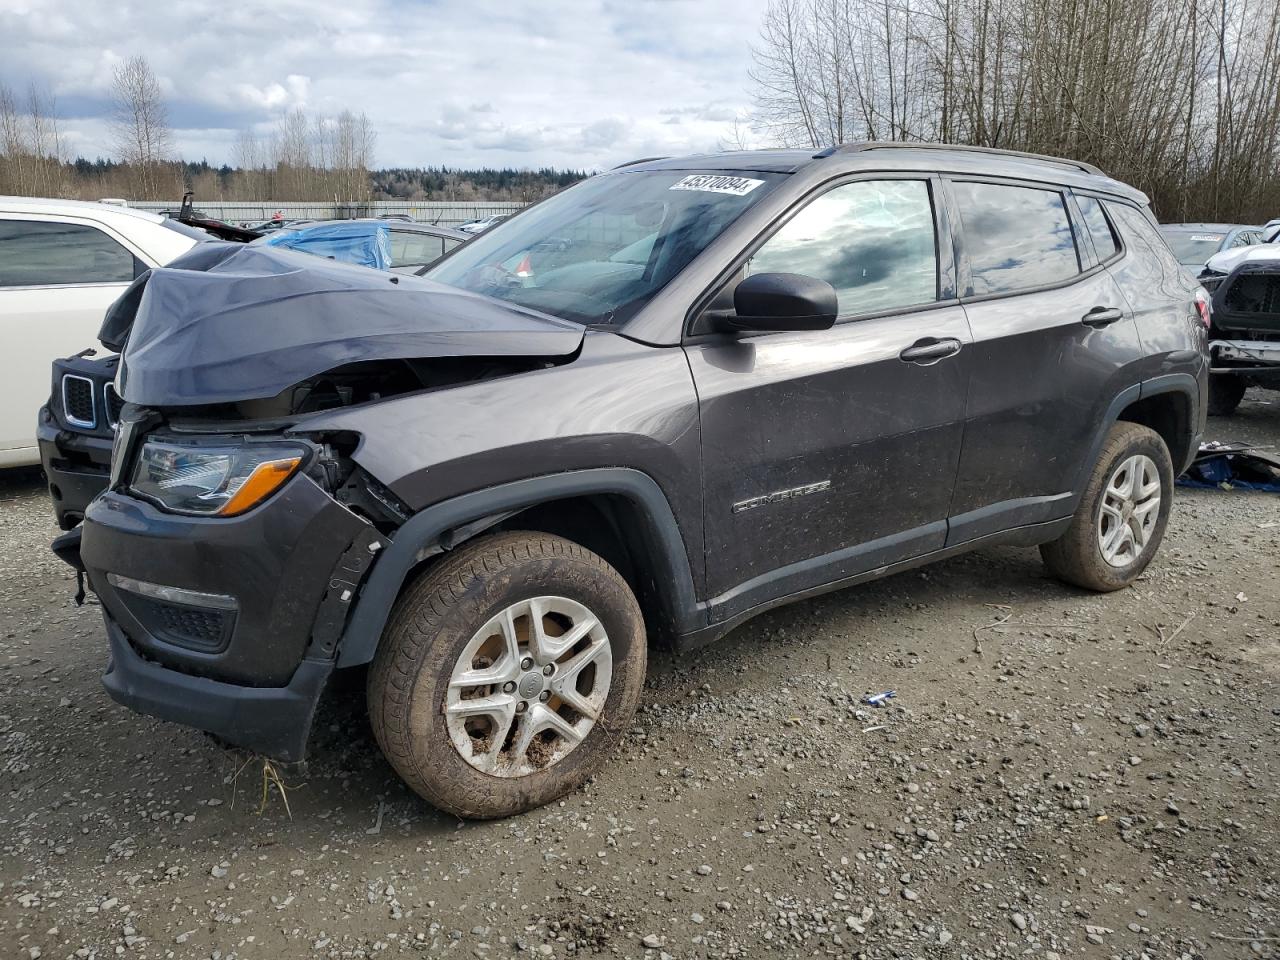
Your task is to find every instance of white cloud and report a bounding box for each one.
[232,75,311,111]
[0,0,772,169]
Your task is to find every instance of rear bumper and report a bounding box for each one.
[37,408,112,529]
[101,612,333,762]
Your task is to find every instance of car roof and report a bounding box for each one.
[0,195,167,225]
[281,218,469,240]
[1161,222,1253,232]
[620,143,1148,203]
[352,218,469,238]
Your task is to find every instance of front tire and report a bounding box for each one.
[1040,422,1173,591]
[367,531,646,819]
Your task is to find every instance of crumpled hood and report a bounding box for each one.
[1204,243,1280,275]
[105,242,584,407]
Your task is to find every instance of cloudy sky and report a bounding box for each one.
[0,0,772,171]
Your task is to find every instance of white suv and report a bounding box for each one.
[0,198,204,466]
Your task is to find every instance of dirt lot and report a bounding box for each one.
[2,395,1278,960]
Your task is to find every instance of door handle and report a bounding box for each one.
[899,337,962,364]
[1082,306,1124,327]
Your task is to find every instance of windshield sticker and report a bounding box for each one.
[669,174,765,196]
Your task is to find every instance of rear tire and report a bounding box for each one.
[1207,374,1246,416]
[1040,422,1173,592]
[367,531,646,819]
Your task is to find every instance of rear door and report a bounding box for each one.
[0,216,141,458]
[686,176,972,621]
[946,179,1144,544]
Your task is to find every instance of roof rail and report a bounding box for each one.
[813,141,1105,177]
[612,156,670,170]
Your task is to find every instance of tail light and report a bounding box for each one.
[1193,288,1211,327]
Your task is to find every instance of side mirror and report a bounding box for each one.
[721,272,838,332]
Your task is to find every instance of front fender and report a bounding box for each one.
[335,468,703,667]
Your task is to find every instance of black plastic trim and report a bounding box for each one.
[677,515,1073,653]
[336,468,701,667]
[100,613,331,762]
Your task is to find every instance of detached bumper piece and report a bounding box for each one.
[1178,441,1280,492]
[101,614,331,762]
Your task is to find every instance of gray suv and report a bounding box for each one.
[61,143,1207,818]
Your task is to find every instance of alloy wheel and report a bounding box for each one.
[444,596,612,777]
[1097,454,1162,568]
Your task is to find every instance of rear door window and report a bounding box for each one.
[1076,195,1120,261]
[0,219,138,287]
[747,179,939,317]
[952,181,1081,296]
[390,230,446,269]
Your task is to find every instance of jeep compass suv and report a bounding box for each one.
[63,144,1206,818]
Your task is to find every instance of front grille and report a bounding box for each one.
[1224,274,1280,315]
[123,594,235,653]
[62,375,96,428]
[104,383,124,427]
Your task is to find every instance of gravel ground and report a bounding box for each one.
[2,393,1278,960]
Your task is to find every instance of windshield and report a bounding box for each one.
[426,170,783,325]
[1161,229,1225,266]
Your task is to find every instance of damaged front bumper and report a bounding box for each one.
[100,613,332,762]
[75,471,380,761]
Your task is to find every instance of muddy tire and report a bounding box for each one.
[1207,374,1246,417]
[1040,422,1173,592]
[367,531,646,819]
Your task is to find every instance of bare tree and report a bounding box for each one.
[746,0,1280,220]
[717,114,758,151]
[0,80,68,196]
[110,55,171,199]
[0,83,26,193]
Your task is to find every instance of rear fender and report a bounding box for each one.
[1073,374,1202,495]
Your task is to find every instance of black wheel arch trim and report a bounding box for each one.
[335,468,702,667]
[1074,373,1202,495]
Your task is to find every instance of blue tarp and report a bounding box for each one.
[1177,442,1280,492]
[258,221,391,271]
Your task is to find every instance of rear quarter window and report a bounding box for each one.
[952,181,1081,296]
[1076,195,1120,261]
[1106,202,1188,294]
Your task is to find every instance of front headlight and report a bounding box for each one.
[129,438,307,516]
